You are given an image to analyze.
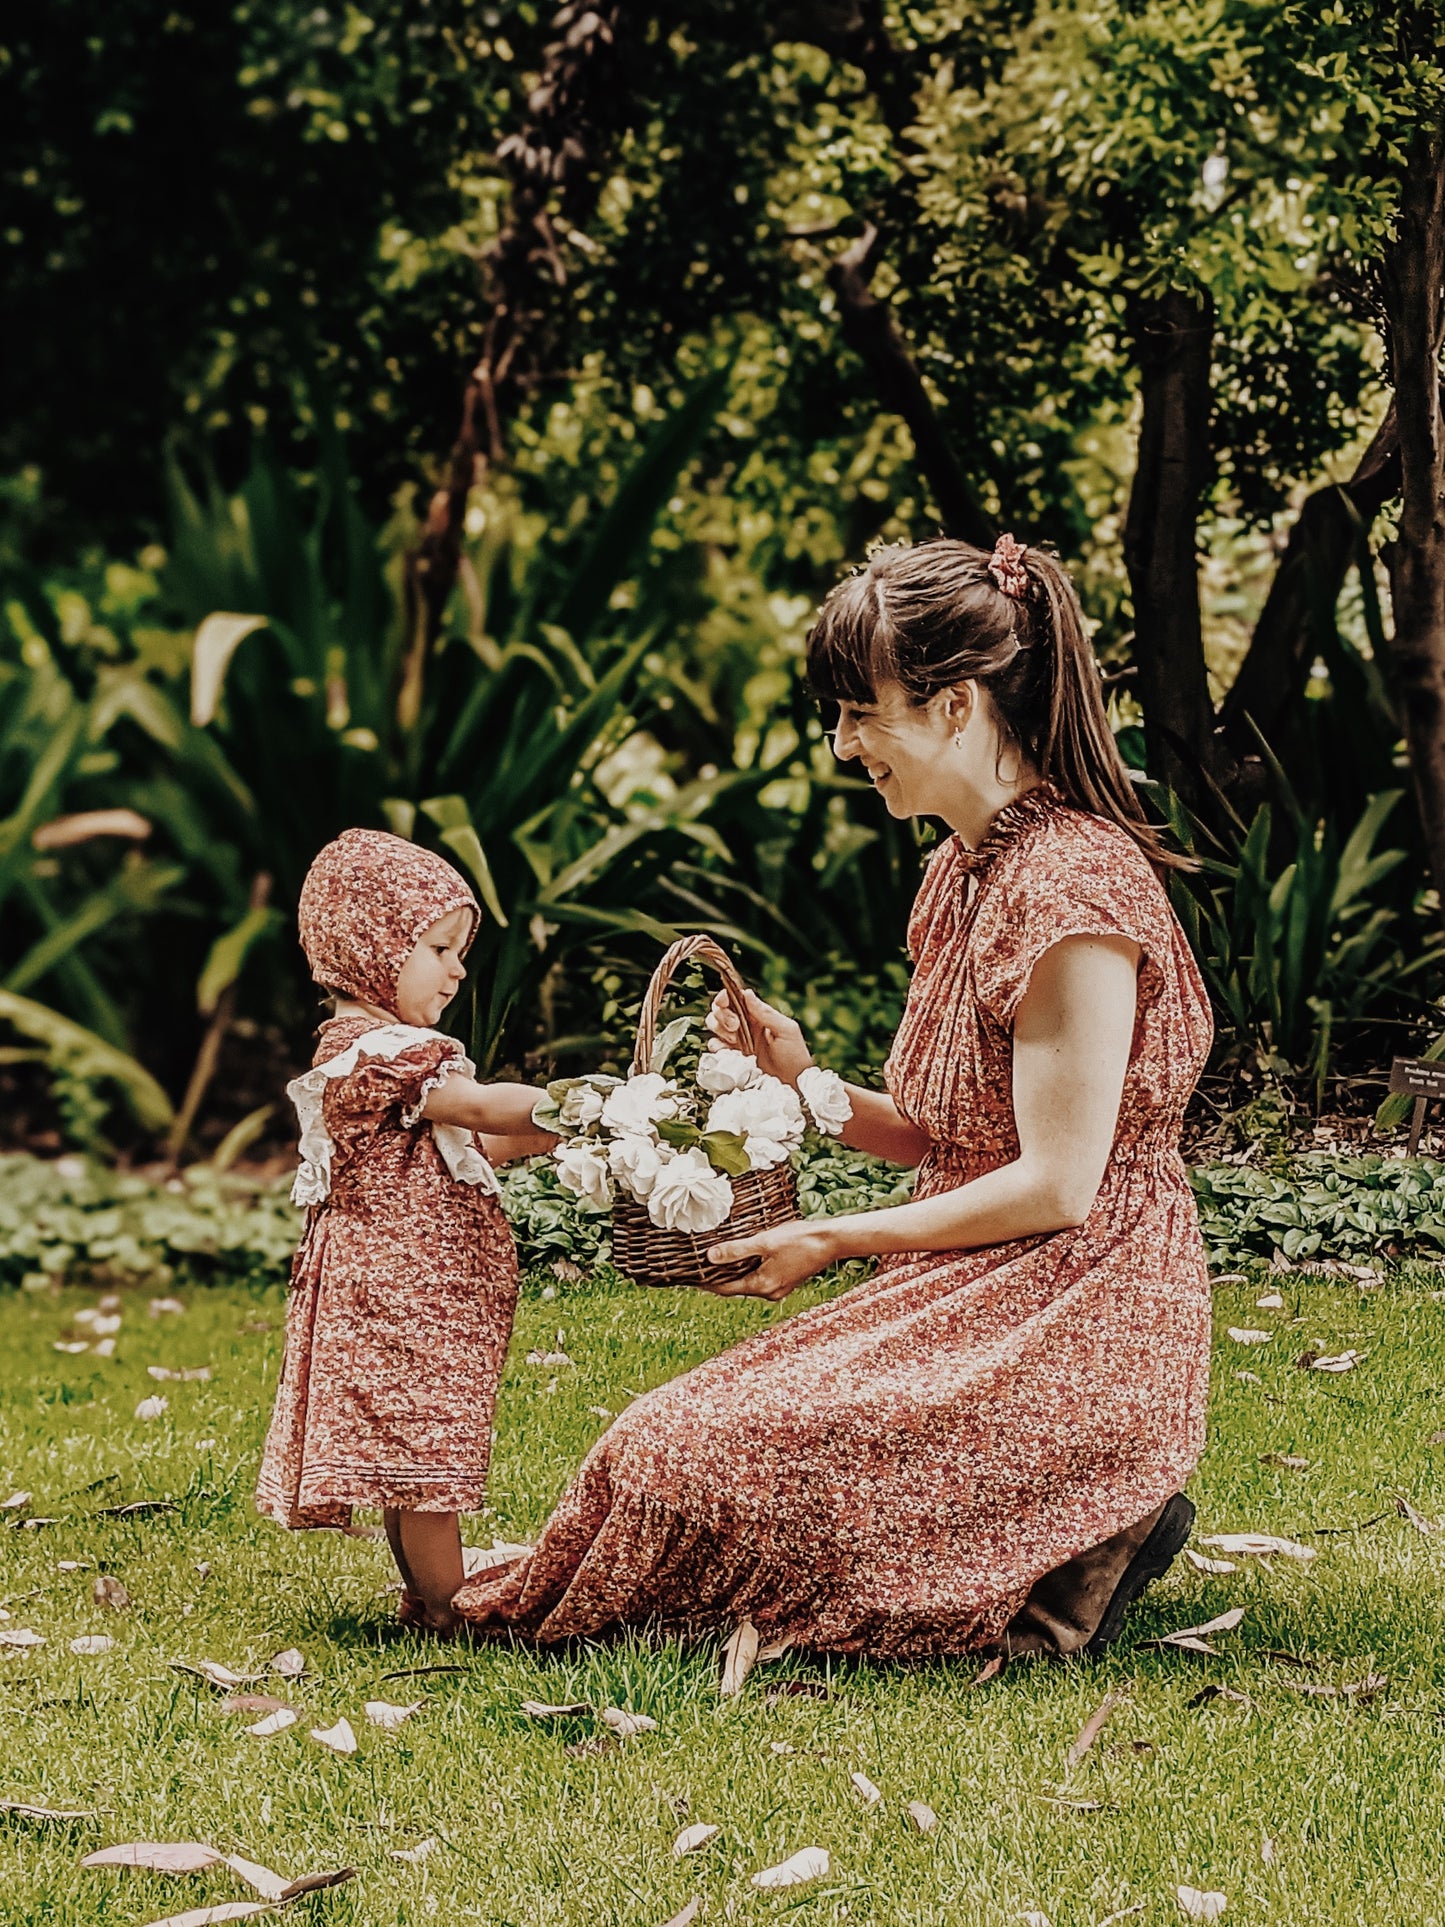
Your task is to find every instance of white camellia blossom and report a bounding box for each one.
[608,1133,669,1202]
[705,1076,806,1169]
[558,1081,607,1129]
[647,1147,734,1234]
[797,1065,852,1137]
[554,1139,614,1211]
[600,1072,682,1136]
[696,1047,761,1096]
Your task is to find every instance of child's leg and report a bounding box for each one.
[383,1508,418,1595]
[395,1511,464,1630]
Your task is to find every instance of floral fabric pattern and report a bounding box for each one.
[453,789,1214,1655]
[256,1015,519,1527]
[297,827,479,1008]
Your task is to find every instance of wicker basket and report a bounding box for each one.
[611,934,799,1289]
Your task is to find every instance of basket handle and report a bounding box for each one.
[632,935,756,1076]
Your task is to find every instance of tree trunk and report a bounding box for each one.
[1121,288,1218,800]
[1218,403,1401,759]
[828,224,997,550]
[1381,128,1445,909]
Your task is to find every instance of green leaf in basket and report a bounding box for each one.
[531,1096,564,1134]
[647,1015,693,1075]
[656,1117,701,1150]
[700,1129,751,1177]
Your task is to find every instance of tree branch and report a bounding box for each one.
[826,224,996,549]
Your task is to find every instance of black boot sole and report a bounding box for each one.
[1084,1492,1196,1654]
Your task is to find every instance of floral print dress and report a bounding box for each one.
[453,788,1213,1654]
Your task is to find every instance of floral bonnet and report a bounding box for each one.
[297,828,479,1013]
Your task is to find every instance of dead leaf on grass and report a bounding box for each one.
[520,1699,591,1720]
[1261,1836,1278,1866]
[246,1709,298,1738]
[0,1800,96,1822]
[1187,1684,1252,1709]
[756,1635,795,1664]
[1198,1533,1316,1561]
[673,1822,720,1857]
[134,1396,169,1422]
[1037,1794,1114,1812]
[1,1491,30,1510]
[1295,1346,1366,1373]
[1227,1329,1272,1345]
[149,1298,187,1317]
[848,1770,883,1807]
[54,1342,90,1354]
[1395,1493,1440,1533]
[221,1854,288,1900]
[587,1405,612,1419]
[659,1901,701,1927]
[388,1840,437,1864]
[751,1847,830,1890]
[525,1349,574,1367]
[269,1647,305,1679]
[147,1367,211,1383]
[82,1841,225,1872]
[1067,1688,1126,1766]
[1183,1550,1237,1575]
[278,1869,355,1900]
[1176,1886,1227,1920]
[97,1501,175,1521]
[137,1907,271,1927]
[461,1541,532,1576]
[1259,1454,1310,1470]
[720,1620,759,1698]
[564,1734,617,1758]
[309,1717,357,1754]
[380,1663,471,1681]
[1281,1672,1387,1702]
[364,1700,422,1730]
[601,1706,657,1738]
[905,1800,938,1834]
[0,1628,45,1648]
[1139,1607,1245,1656]
[219,1695,291,1717]
[172,1661,260,1689]
[70,1636,114,1655]
[971,1654,1007,1687]
[1255,1293,1285,1310]
[93,1575,131,1610]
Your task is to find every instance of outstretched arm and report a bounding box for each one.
[706,933,1140,1301]
[423,1074,557,1144]
[707,988,929,1167]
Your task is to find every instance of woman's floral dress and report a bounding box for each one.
[453,788,1214,1654]
[255,1014,519,1526]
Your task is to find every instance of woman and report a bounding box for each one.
[453,533,1214,1658]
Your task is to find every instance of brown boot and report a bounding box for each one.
[1002,1493,1195,1657]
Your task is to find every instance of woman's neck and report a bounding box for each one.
[944,769,1043,848]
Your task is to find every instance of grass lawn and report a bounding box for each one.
[2,1263,1445,1927]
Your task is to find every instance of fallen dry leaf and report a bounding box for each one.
[147,1366,212,1383]
[601,1706,657,1738]
[461,1540,532,1575]
[269,1648,305,1679]
[1227,1328,1272,1345]
[1139,1607,1245,1656]
[564,1734,617,1759]
[587,1405,612,1419]
[659,1902,702,1927]
[137,1907,270,1927]
[221,1854,288,1900]
[364,1700,422,1731]
[1261,1836,1278,1866]
[525,1349,574,1367]
[149,1297,187,1316]
[1,1491,30,1510]
[1197,1533,1316,1561]
[1255,1292,1285,1310]
[96,1500,176,1521]
[278,1869,355,1901]
[1176,1886,1227,1921]
[172,1661,259,1689]
[849,1770,883,1807]
[972,1653,1007,1687]
[309,1717,357,1754]
[54,1341,89,1354]
[0,1799,96,1822]
[520,1699,591,1720]
[1067,1689,1126,1766]
[0,1628,45,1648]
[93,1575,131,1611]
[673,1822,720,1857]
[1280,1672,1387,1702]
[1183,1549,1237,1576]
[752,1846,830,1890]
[756,1635,796,1664]
[1395,1494,1440,1533]
[1188,1684,1253,1709]
[82,1841,225,1873]
[134,1396,168,1422]
[388,1840,438,1864]
[720,1620,760,1698]
[906,1800,938,1834]
[70,1635,114,1655]
[245,1709,298,1738]
[1296,1346,1365,1373]
[219,1695,291,1717]
[1259,1453,1310,1470]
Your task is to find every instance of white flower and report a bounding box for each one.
[646,1147,734,1235]
[705,1076,806,1170]
[696,1047,761,1096]
[608,1133,668,1203]
[797,1065,851,1137]
[558,1082,606,1129]
[600,1072,681,1137]
[554,1139,613,1211]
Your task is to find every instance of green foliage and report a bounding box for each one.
[1192,1153,1445,1270]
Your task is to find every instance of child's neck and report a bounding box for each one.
[332,996,404,1026]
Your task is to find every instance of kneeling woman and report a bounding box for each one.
[454,533,1213,1658]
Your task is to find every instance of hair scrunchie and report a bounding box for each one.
[987,531,1030,601]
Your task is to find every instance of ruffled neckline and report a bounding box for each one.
[952,782,1067,876]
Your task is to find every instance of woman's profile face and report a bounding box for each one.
[830,679,959,820]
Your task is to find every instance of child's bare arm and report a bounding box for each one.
[478,1130,556,1165]
[423,1073,555,1138]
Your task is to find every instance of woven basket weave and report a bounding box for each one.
[611,934,799,1289]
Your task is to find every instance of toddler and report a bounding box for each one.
[256,828,553,1634]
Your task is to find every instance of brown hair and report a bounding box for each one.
[806,538,1184,871]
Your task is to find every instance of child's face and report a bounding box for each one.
[393,907,471,1027]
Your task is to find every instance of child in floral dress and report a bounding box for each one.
[256,829,554,1634]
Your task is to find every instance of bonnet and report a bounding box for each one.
[297,827,479,1012]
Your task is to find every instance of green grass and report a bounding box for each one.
[3,1265,1445,1926]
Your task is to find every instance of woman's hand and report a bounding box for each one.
[703,1219,838,1303]
[705,987,814,1087]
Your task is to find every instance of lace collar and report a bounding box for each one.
[953,782,1067,876]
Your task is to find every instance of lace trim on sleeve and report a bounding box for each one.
[286,1024,501,1207]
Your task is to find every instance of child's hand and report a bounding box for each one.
[705,988,814,1088]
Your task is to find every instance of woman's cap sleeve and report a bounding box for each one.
[972,826,1169,1030]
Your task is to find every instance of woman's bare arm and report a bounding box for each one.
[707,934,1140,1298]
